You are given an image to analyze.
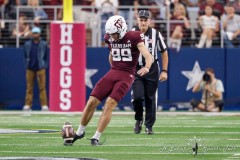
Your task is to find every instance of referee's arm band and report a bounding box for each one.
[161,70,168,73]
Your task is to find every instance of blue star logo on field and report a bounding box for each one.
[85,69,98,89]
[181,61,205,91]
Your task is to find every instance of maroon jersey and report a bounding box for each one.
[105,31,144,74]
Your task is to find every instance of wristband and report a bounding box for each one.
[161,70,168,73]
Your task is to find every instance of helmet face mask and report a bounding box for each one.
[108,32,120,41]
[105,15,128,41]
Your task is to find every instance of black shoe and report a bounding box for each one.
[145,128,154,135]
[90,138,101,146]
[72,132,85,144]
[63,140,73,146]
[134,121,142,134]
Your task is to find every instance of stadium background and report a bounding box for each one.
[0,47,240,111]
[0,2,240,111]
[1,2,240,160]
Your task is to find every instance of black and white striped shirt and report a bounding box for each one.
[132,27,167,66]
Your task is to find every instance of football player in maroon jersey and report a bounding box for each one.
[72,15,153,146]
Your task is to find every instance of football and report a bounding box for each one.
[61,122,74,146]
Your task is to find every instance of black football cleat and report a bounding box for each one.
[90,138,101,146]
[63,140,73,146]
[134,120,142,134]
[72,132,85,144]
[145,128,154,135]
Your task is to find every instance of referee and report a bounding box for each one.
[131,10,169,134]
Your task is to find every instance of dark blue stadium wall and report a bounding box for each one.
[0,48,240,111]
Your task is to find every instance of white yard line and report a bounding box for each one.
[108,131,240,134]
[0,143,239,148]
[0,111,240,116]
[1,129,240,135]
[1,131,240,135]
[215,122,240,124]
[0,150,238,155]
[1,124,240,128]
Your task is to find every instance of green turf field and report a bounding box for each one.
[0,111,240,160]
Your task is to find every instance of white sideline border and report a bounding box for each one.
[0,111,240,116]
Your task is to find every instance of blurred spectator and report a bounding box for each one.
[96,0,118,44]
[169,4,190,50]
[4,0,19,19]
[23,26,49,111]
[221,3,240,48]
[148,1,166,32]
[229,0,240,14]
[138,0,149,10]
[11,15,31,38]
[42,0,62,43]
[0,0,7,41]
[181,0,199,7]
[191,68,224,112]
[0,0,7,20]
[17,0,28,5]
[73,0,96,27]
[167,0,189,18]
[73,0,96,46]
[152,0,165,6]
[28,0,48,24]
[118,0,138,29]
[151,0,167,19]
[42,0,62,20]
[196,5,219,48]
[199,0,224,18]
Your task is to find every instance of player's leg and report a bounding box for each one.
[72,96,101,143]
[91,97,118,144]
[73,71,114,144]
[96,97,117,132]
[81,96,101,126]
[131,76,144,134]
[91,72,134,145]
[23,69,35,110]
[81,71,114,127]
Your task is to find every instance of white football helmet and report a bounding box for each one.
[105,15,128,40]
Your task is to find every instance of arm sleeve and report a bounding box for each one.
[133,31,144,46]
[157,32,168,53]
[199,81,204,90]
[216,80,224,92]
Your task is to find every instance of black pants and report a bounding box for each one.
[131,62,159,129]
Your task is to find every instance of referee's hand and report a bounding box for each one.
[159,72,168,82]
